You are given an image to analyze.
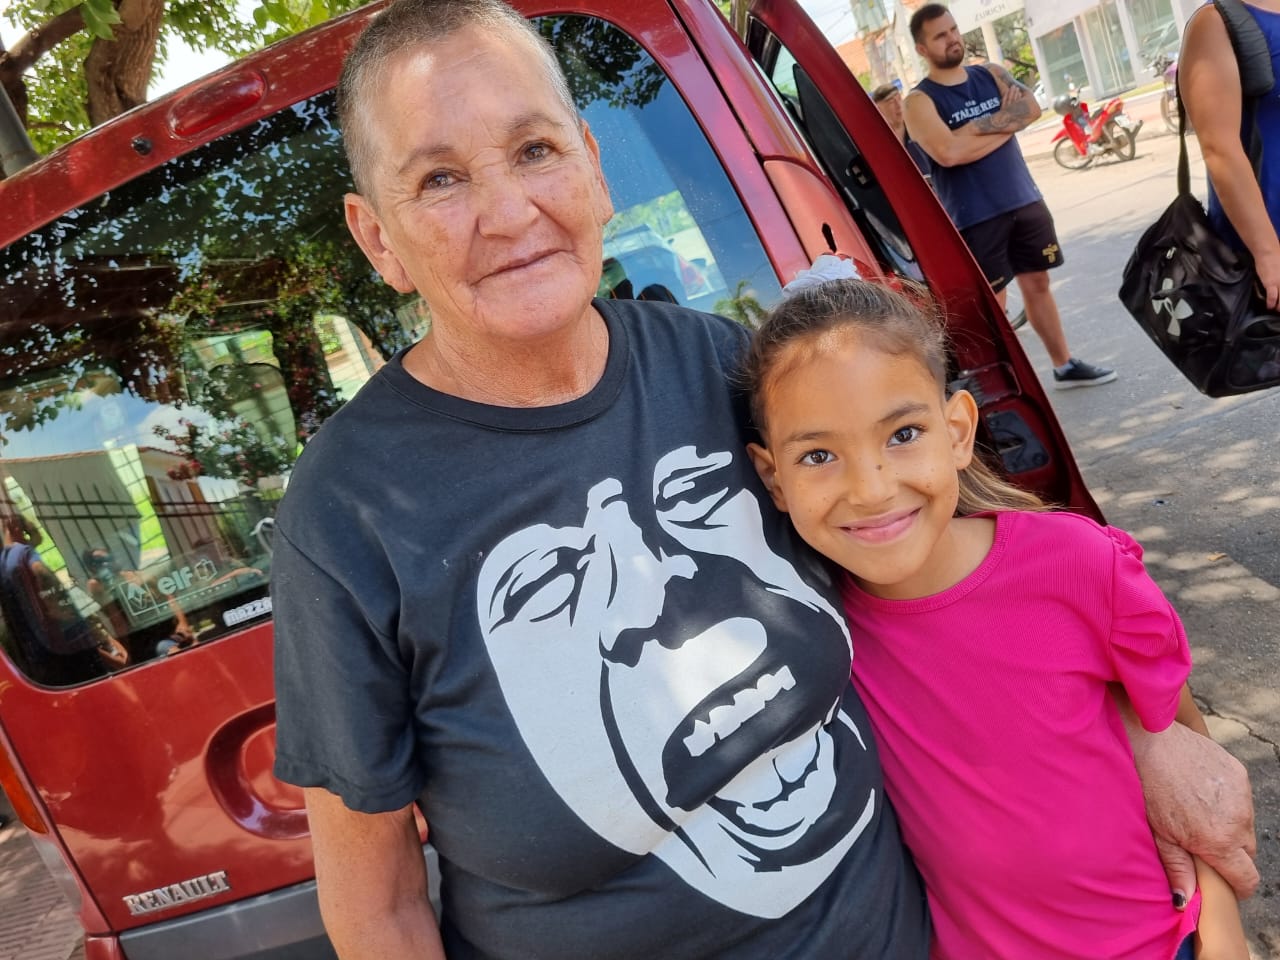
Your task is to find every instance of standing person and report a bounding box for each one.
[904,3,1116,389]
[271,2,927,956]
[1180,0,1280,309]
[268,1,1258,957]
[871,82,932,180]
[743,278,1251,960]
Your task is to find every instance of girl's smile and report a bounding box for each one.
[840,507,921,545]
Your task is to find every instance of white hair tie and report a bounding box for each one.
[781,254,862,298]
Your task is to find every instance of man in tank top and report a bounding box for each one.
[904,3,1117,390]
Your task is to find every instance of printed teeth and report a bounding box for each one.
[682,667,797,757]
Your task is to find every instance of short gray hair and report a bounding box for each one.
[337,0,579,198]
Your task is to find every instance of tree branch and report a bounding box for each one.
[0,6,88,87]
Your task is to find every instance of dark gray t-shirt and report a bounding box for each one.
[272,299,928,960]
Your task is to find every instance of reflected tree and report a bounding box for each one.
[540,16,666,112]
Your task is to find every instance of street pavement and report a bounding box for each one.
[1010,122,1280,957]
[0,819,80,960]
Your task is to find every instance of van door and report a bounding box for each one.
[731,0,1099,516]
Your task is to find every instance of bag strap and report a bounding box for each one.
[1215,0,1275,97]
[1176,0,1272,195]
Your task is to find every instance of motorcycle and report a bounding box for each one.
[1050,94,1143,170]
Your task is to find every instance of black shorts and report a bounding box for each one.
[959,200,1064,293]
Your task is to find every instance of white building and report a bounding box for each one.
[948,0,1193,103]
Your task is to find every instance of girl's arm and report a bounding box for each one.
[1174,688,1250,958]
[1174,684,1210,737]
[1194,856,1250,960]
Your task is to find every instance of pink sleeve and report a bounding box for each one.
[1104,525,1192,733]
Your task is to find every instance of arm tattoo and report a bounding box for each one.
[970,100,1033,132]
[987,63,1030,95]
[967,63,1034,132]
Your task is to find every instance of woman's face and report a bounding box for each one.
[345,25,613,350]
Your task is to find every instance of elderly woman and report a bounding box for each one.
[270,1,1256,957]
[1180,0,1280,308]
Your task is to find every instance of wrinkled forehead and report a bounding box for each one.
[372,24,564,119]
[360,25,576,166]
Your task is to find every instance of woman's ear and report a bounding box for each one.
[746,442,789,512]
[344,192,416,294]
[945,389,979,471]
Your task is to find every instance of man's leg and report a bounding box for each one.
[1007,202,1115,388]
[1014,270,1070,367]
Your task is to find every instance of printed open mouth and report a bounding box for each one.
[659,641,830,817]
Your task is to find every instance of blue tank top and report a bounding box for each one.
[1207,2,1280,249]
[914,66,1042,229]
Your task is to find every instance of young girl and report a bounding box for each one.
[741,278,1248,960]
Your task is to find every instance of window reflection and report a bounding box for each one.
[0,16,780,687]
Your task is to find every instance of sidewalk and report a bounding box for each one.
[0,820,82,960]
[1017,88,1175,162]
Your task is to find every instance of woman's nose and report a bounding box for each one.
[475,168,538,236]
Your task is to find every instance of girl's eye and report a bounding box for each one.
[799,449,834,466]
[889,425,922,446]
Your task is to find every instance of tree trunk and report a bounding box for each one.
[84,0,165,127]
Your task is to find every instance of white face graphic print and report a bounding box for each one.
[477,447,876,918]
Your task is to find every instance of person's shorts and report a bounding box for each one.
[959,200,1064,293]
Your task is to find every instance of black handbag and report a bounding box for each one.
[1118,0,1280,397]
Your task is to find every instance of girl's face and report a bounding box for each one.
[747,330,982,600]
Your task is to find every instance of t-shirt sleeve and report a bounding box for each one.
[1104,525,1192,733]
[271,526,425,813]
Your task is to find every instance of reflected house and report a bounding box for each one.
[2,444,262,631]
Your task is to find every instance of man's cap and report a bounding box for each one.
[871,82,902,102]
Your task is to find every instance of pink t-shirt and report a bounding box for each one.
[842,510,1200,960]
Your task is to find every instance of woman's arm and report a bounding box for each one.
[305,788,445,959]
[1180,6,1280,308]
[1113,685,1258,902]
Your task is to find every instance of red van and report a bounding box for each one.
[0,0,1097,956]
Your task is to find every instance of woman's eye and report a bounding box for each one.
[889,425,922,446]
[423,171,454,190]
[799,449,833,466]
[523,142,551,162]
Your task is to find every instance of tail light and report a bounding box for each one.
[0,722,48,834]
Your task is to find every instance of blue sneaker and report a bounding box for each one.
[1053,358,1117,389]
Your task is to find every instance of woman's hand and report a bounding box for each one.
[1255,249,1280,310]
[1131,720,1259,902]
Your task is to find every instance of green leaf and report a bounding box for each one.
[79,0,123,40]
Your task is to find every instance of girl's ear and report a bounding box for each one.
[945,389,979,471]
[746,442,789,512]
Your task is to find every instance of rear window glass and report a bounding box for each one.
[0,15,779,687]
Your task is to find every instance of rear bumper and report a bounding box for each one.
[94,846,439,960]
[109,878,336,960]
